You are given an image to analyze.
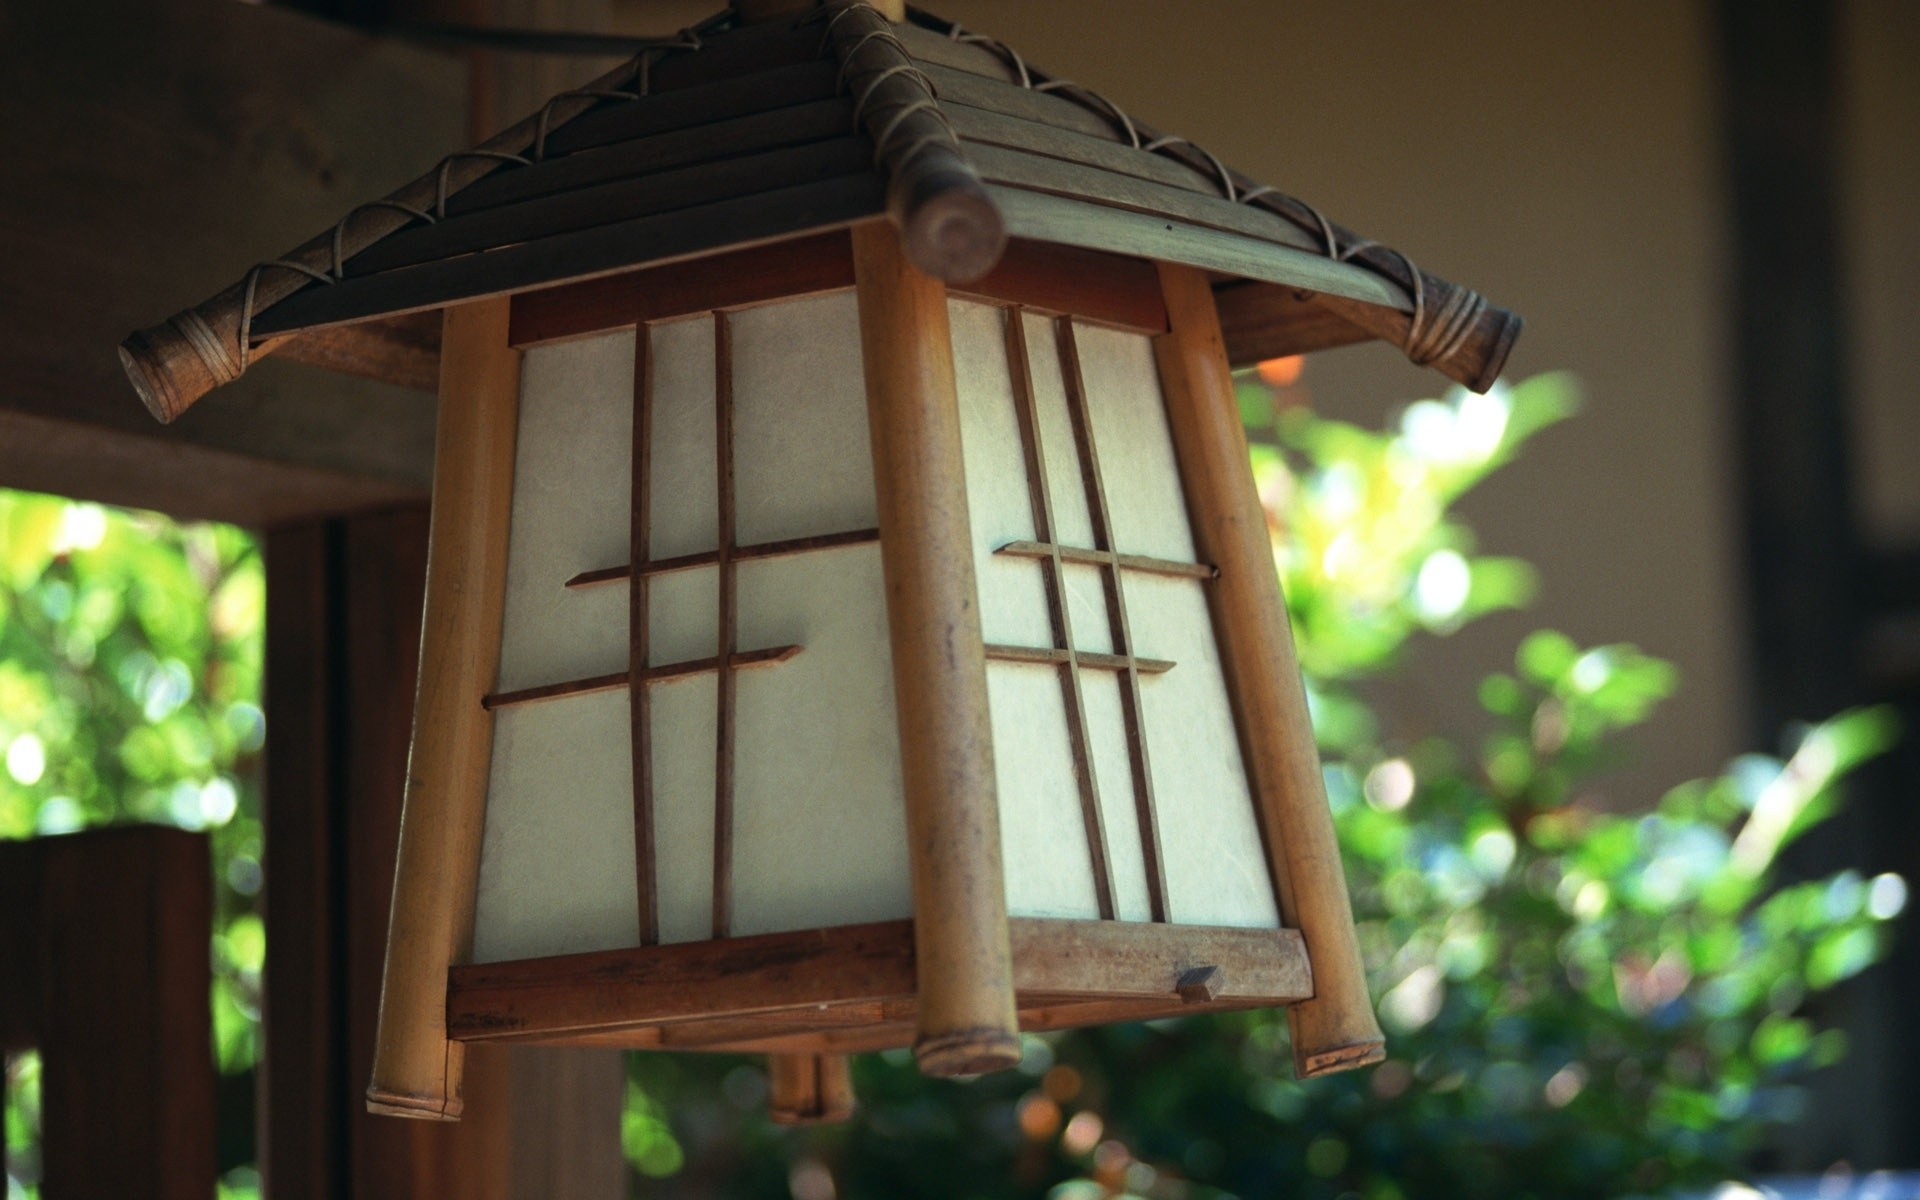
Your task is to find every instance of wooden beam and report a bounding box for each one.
[509,232,1163,349]
[446,918,1310,1044]
[0,0,458,521]
[0,829,216,1198]
[266,512,626,1196]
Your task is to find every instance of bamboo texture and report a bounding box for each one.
[1151,262,1385,1079]
[366,297,522,1119]
[766,1053,857,1124]
[824,3,1005,282]
[851,221,1020,1077]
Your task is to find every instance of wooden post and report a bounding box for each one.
[0,828,216,1199]
[852,221,1020,1077]
[366,297,522,1119]
[1152,263,1384,1078]
[767,1054,856,1124]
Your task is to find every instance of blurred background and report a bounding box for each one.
[2,0,1916,1196]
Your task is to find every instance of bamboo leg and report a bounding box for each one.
[767,1054,856,1125]
[1152,263,1385,1078]
[366,297,523,1118]
[852,221,1020,1077]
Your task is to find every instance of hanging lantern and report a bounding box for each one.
[120,0,1519,1124]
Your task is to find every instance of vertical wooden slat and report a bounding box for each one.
[767,1053,856,1124]
[367,297,523,1119]
[263,522,345,1198]
[1002,306,1115,919]
[713,311,739,941]
[631,326,660,946]
[27,829,217,1200]
[1152,262,1382,1078]
[1056,317,1169,922]
[852,221,1019,1077]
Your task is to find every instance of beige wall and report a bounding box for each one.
[606,0,1919,801]
[924,0,1744,799]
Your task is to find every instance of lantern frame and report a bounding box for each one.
[118,0,1522,1125]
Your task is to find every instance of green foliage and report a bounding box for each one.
[0,368,1898,1199]
[622,373,1902,1199]
[0,491,264,1199]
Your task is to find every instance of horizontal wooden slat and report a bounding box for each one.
[896,20,1026,85]
[447,97,856,216]
[994,540,1215,580]
[542,58,839,158]
[985,645,1176,674]
[252,175,887,336]
[1212,280,1377,366]
[990,186,1409,312]
[509,231,1167,346]
[348,138,874,277]
[509,229,858,346]
[449,921,920,1042]
[566,526,881,589]
[448,918,1309,1045]
[949,100,1221,197]
[481,644,802,711]
[954,238,1167,332]
[916,59,1124,143]
[969,142,1328,260]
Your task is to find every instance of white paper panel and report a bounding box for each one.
[647,315,718,561]
[473,689,639,963]
[1076,670,1152,923]
[951,299,1051,649]
[1018,311,1097,548]
[1072,323,1201,562]
[1127,572,1280,927]
[988,662,1102,919]
[1059,562,1113,656]
[647,567,717,669]
[651,672,718,944]
[495,329,634,693]
[954,298,1112,920]
[731,293,878,545]
[960,304,1281,930]
[730,545,911,936]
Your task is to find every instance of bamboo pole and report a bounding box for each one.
[824,3,1005,283]
[766,1054,856,1124]
[1151,263,1385,1079]
[852,221,1020,1078]
[366,297,522,1119]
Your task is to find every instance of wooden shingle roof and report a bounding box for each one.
[121,2,1520,422]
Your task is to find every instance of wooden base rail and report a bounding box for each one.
[446,918,1310,1056]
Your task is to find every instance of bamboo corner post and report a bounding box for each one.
[1151,263,1385,1079]
[366,297,523,1119]
[852,221,1021,1077]
[825,2,1005,284]
[767,1054,856,1124]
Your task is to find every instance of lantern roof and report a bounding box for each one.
[120,1,1520,422]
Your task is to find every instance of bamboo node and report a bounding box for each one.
[914,1027,1022,1077]
[364,1084,465,1122]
